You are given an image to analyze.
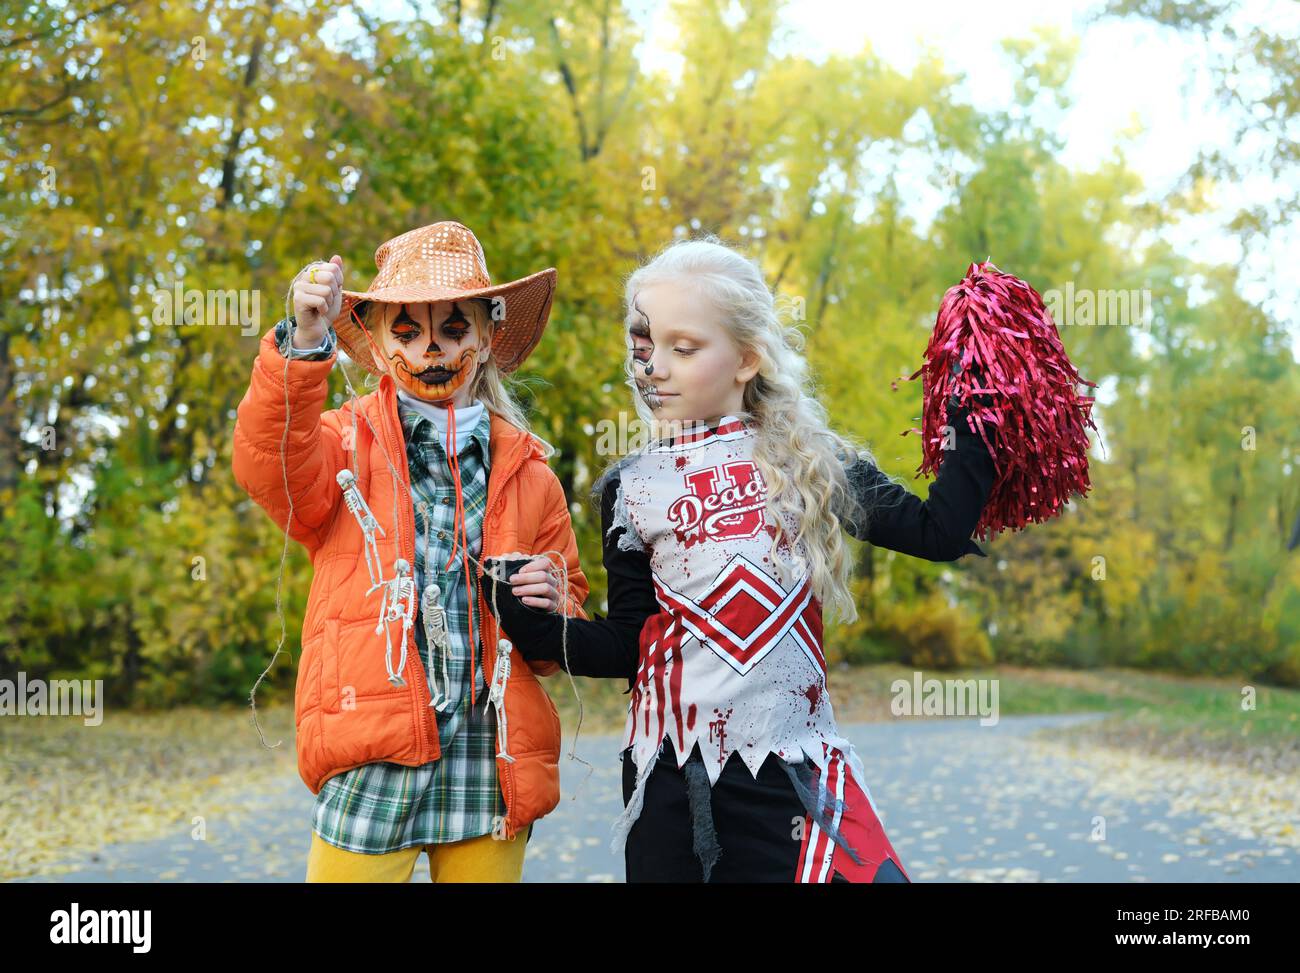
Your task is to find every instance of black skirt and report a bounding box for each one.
[620,737,911,883]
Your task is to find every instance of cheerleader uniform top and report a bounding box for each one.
[483,403,998,852]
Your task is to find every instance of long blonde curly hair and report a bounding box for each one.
[612,235,882,624]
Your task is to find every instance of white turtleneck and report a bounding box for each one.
[395,389,486,454]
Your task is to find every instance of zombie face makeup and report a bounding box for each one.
[375,301,490,406]
[629,298,661,410]
[628,283,759,427]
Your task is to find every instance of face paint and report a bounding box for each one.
[626,283,755,426]
[629,297,663,411]
[390,345,478,399]
[378,301,487,405]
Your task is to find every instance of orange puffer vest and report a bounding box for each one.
[232,326,589,838]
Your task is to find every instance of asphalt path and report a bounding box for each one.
[22,714,1296,882]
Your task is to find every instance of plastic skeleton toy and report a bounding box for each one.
[486,638,515,765]
[374,558,417,687]
[337,470,386,590]
[420,582,455,711]
[486,637,515,843]
[337,469,418,687]
[479,558,519,761]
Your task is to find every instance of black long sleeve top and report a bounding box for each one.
[479,402,998,690]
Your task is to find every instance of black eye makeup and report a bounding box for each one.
[390,306,421,342]
[441,304,472,340]
[629,297,654,362]
[630,330,652,362]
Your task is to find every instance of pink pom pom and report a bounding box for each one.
[895,260,1100,539]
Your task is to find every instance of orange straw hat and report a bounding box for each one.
[332,221,557,375]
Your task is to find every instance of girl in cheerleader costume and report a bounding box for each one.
[483,236,1008,883]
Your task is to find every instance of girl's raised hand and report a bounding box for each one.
[291,255,344,345]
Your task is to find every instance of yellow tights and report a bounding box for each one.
[305,828,528,883]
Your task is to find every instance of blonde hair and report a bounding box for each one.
[611,235,882,624]
[361,298,549,455]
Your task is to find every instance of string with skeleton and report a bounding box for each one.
[249,262,591,799]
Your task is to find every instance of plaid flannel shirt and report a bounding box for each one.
[273,317,507,852]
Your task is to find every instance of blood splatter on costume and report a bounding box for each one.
[609,417,891,849]
[486,400,998,882]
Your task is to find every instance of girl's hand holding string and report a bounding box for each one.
[481,554,564,665]
[290,255,344,347]
[495,552,562,612]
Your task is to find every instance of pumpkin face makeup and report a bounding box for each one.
[374,301,491,406]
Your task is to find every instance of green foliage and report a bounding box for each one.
[2,0,1297,704]
[867,594,994,670]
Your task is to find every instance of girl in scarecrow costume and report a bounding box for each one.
[232,221,589,883]
[483,237,1093,882]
